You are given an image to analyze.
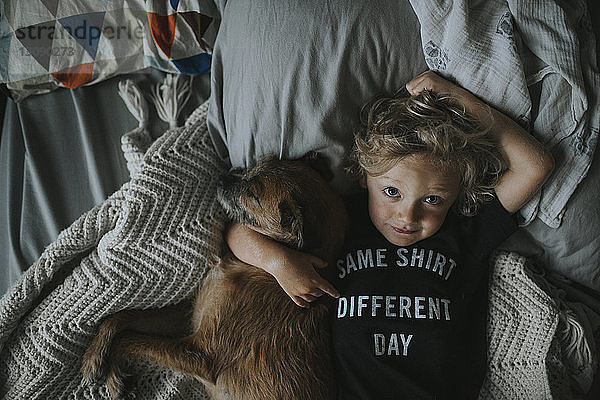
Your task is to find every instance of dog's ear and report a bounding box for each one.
[299,151,333,182]
[278,199,304,247]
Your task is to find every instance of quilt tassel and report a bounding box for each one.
[523,260,595,393]
[151,74,192,129]
[118,79,153,177]
[555,305,593,384]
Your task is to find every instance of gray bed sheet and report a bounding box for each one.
[0,70,211,294]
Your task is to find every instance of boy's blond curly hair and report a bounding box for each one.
[348,89,503,216]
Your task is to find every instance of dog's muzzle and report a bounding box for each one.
[216,169,252,222]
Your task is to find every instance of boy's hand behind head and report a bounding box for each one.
[406,70,492,124]
[404,70,554,214]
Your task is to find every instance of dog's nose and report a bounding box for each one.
[217,173,234,189]
[218,166,248,193]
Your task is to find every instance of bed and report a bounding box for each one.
[0,0,599,399]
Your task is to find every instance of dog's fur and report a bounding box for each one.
[81,155,348,400]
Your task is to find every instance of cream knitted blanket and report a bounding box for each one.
[0,95,588,399]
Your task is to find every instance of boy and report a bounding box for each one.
[226,71,554,399]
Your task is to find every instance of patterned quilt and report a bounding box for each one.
[0,0,215,101]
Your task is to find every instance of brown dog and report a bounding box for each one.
[81,155,348,400]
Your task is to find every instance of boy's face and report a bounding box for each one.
[365,155,460,247]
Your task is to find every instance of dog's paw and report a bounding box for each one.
[81,319,120,382]
[82,343,130,399]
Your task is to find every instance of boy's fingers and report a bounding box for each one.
[406,79,426,95]
[319,281,340,299]
[306,288,324,297]
[406,70,428,85]
[293,296,310,308]
[406,71,429,91]
[406,71,446,95]
[304,294,320,302]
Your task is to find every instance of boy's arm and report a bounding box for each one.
[225,222,340,308]
[406,71,555,214]
[480,106,554,214]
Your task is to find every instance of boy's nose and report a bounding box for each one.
[397,203,419,224]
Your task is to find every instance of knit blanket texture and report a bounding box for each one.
[0,101,577,399]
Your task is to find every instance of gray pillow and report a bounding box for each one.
[206,0,428,193]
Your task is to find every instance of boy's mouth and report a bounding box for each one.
[392,226,418,235]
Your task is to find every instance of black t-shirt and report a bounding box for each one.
[330,191,517,400]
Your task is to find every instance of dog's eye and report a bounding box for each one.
[246,188,261,206]
[246,180,264,204]
[254,179,265,195]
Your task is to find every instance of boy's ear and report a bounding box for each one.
[299,151,334,182]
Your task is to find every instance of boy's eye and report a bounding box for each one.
[383,187,400,197]
[424,195,442,205]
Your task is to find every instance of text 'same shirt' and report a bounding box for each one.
[330,192,517,400]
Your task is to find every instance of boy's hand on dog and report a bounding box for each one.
[226,222,340,308]
[268,247,340,308]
